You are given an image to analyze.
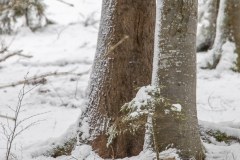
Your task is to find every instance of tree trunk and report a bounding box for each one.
[83,0,155,158]
[152,0,204,159]
[197,0,219,52]
[230,0,240,70]
[202,0,240,70]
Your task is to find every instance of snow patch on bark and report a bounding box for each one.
[171,104,182,112]
[159,148,181,160]
[78,117,90,141]
[152,0,163,86]
[121,85,160,119]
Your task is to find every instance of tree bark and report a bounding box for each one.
[152,0,204,159]
[203,0,240,70]
[230,0,240,70]
[83,0,155,158]
[197,0,219,52]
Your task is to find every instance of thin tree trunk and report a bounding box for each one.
[83,0,155,158]
[230,0,240,70]
[203,0,240,70]
[152,0,204,159]
[197,0,220,52]
[204,0,229,69]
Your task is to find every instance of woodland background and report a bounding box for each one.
[0,0,240,160]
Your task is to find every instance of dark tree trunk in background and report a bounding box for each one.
[152,0,204,159]
[84,0,155,158]
[230,0,240,70]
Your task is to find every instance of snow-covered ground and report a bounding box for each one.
[0,1,240,160]
[0,0,100,159]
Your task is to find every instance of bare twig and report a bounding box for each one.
[104,35,129,57]
[0,50,32,63]
[0,77,48,160]
[109,35,129,53]
[4,81,27,160]
[82,12,99,27]
[55,0,74,7]
[0,47,8,54]
[0,69,89,89]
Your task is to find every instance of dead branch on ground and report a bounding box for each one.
[0,50,32,63]
[0,69,89,89]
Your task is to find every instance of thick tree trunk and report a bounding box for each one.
[197,0,219,52]
[152,0,204,159]
[84,0,155,158]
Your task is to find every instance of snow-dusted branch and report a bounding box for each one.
[0,69,89,89]
[0,77,50,160]
[0,50,33,63]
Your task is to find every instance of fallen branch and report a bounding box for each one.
[0,50,32,63]
[0,114,16,121]
[0,47,8,54]
[0,69,89,89]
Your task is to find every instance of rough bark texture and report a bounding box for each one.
[152,0,204,159]
[204,0,240,70]
[197,0,220,52]
[84,0,155,158]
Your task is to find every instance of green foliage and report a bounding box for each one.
[206,130,240,144]
[213,131,228,142]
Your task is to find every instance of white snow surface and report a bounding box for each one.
[0,1,240,160]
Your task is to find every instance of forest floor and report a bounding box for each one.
[0,0,240,160]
